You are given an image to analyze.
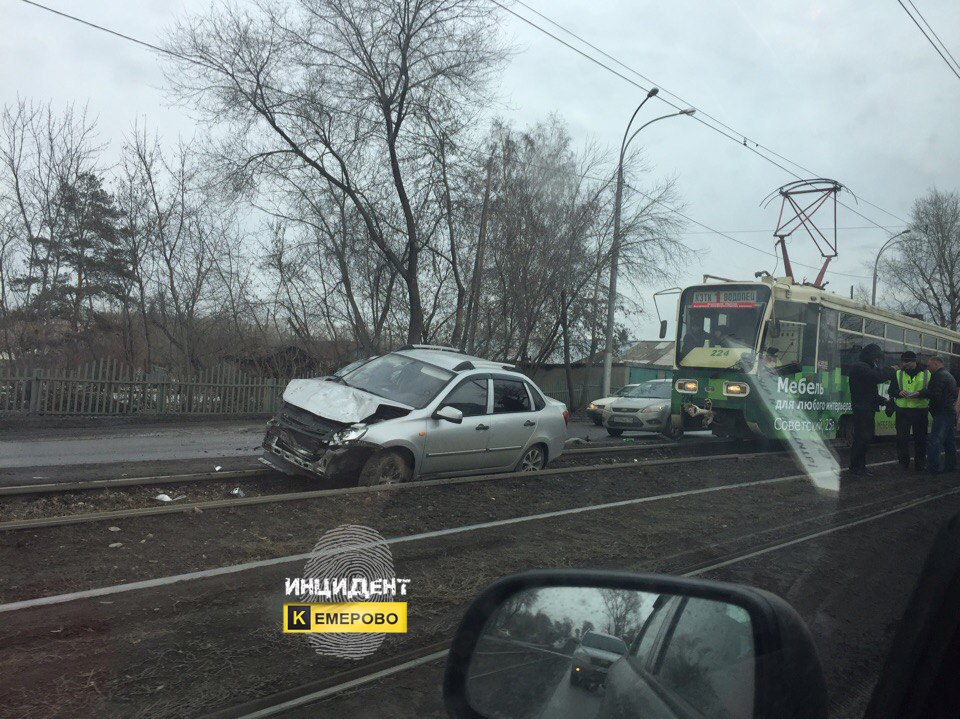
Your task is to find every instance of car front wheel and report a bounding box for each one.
[517,444,546,472]
[358,449,413,486]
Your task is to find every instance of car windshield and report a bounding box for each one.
[582,632,628,655]
[623,382,671,399]
[341,354,454,408]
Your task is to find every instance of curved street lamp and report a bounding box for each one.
[872,229,912,306]
[601,93,696,396]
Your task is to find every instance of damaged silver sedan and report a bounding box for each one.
[261,346,569,486]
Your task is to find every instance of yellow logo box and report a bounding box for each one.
[283,602,408,633]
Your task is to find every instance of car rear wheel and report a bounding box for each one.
[517,444,546,472]
[358,449,413,486]
[607,428,623,437]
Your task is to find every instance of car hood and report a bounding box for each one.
[590,395,620,406]
[282,379,413,424]
[608,397,669,411]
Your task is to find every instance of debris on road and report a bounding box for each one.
[214,465,222,471]
[155,494,187,503]
[108,526,121,532]
[229,487,246,498]
[108,542,123,548]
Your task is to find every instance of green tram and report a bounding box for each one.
[667,276,960,441]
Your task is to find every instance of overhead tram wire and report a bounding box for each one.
[489,0,912,229]
[19,0,875,283]
[897,0,960,81]
[906,0,960,75]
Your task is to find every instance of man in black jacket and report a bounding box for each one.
[920,356,958,474]
[847,343,897,475]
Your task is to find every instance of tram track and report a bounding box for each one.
[0,436,738,498]
[0,445,782,532]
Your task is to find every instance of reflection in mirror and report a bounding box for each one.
[465,586,755,719]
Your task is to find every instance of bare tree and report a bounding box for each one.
[881,188,960,330]
[163,0,506,344]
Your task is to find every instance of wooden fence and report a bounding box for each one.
[0,360,285,416]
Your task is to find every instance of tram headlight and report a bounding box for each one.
[723,381,750,397]
[676,380,698,394]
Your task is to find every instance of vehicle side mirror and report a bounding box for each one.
[659,320,668,339]
[443,570,827,719]
[434,405,464,424]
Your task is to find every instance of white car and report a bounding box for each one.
[261,346,569,486]
[585,384,641,425]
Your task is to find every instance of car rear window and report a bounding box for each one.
[493,379,532,413]
[582,632,627,655]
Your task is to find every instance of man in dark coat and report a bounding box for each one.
[920,355,958,474]
[847,343,897,475]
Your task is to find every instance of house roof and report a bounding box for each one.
[617,340,675,367]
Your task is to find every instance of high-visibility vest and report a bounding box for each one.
[895,369,930,409]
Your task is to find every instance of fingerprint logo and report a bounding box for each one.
[300,525,395,660]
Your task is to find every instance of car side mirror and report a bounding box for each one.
[443,570,827,719]
[659,319,668,339]
[434,405,464,424]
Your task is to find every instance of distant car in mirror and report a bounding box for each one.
[586,384,641,426]
[570,630,628,690]
[601,379,679,440]
[260,346,568,486]
[443,569,828,719]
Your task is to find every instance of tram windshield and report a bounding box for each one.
[676,284,771,368]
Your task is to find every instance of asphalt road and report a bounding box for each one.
[0,419,684,471]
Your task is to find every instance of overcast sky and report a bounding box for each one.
[3,0,958,339]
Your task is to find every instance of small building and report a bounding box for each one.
[619,340,676,383]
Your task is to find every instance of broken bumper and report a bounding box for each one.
[261,420,370,482]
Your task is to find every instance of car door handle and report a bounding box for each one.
[523,420,536,427]
[476,424,490,431]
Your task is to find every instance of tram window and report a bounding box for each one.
[864,318,884,337]
[764,301,817,369]
[905,329,921,347]
[818,307,840,371]
[923,334,937,350]
[886,324,905,343]
[839,332,864,374]
[937,338,950,352]
[840,313,863,332]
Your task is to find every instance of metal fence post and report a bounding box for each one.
[28,369,42,415]
[157,379,166,415]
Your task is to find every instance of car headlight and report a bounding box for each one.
[588,402,597,410]
[332,425,367,443]
[640,404,667,413]
[675,380,698,394]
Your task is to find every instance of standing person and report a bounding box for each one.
[847,343,897,476]
[921,356,958,475]
[888,351,930,471]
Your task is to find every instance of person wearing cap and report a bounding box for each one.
[918,355,958,474]
[847,343,897,475]
[887,351,930,471]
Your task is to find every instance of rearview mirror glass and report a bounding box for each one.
[464,585,755,719]
[659,319,668,339]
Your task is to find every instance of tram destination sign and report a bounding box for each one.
[690,289,759,309]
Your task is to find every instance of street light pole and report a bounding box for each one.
[601,97,696,397]
[871,229,911,305]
